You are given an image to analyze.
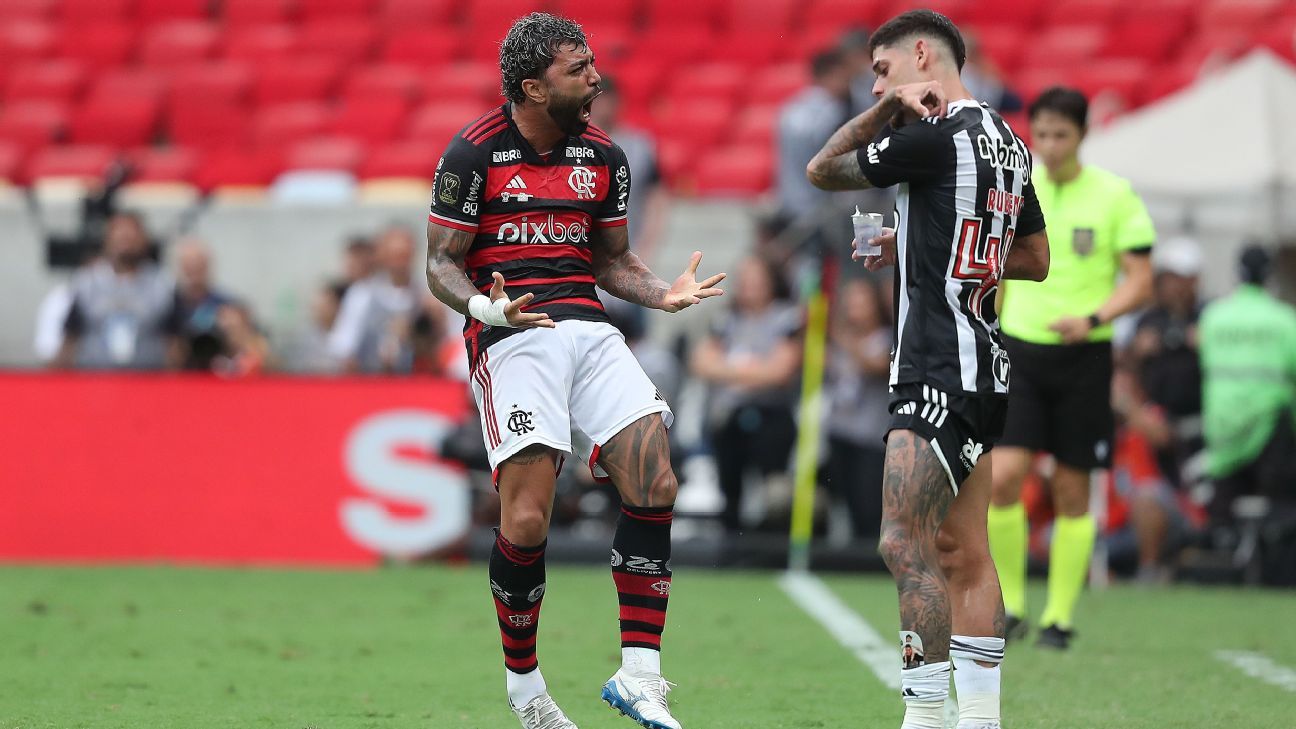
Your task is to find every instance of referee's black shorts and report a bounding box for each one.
[998,335,1114,469]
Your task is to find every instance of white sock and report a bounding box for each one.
[900,661,951,729]
[951,635,1004,727]
[622,646,661,675]
[507,667,547,708]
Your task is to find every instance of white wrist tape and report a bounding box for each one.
[468,294,514,327]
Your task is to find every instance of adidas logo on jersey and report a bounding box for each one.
[501,175,532,202]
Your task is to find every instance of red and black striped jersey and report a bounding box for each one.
[428,103,631,365]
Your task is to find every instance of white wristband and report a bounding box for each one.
[468,294,513,328]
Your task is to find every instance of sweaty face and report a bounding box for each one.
[542,43,601,136]
[1029,110,1084,171]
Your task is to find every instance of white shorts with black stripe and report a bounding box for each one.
[886,382,1007,493]
[470,320,673,486]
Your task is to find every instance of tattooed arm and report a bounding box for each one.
[1003,229,1050,282]
[425,222,552,328]
[806,80,948,191]
[591,225,727,313]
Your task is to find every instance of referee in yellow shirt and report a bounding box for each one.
[988,87,1155,649]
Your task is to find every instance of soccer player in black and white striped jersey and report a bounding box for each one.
[806,10,1050,729]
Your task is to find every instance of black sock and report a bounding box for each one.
[490,529,546,674]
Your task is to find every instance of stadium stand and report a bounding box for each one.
[0,0,1292,194]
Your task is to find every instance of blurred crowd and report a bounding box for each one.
[30,26,1296,583]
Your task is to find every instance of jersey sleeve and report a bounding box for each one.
[856,121,950,188]
[428,135,486,234]
[1017,179,1046,237]
[596,143,630,229]
[1114,181,1156,252]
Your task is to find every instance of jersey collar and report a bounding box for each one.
[502,102,575,166]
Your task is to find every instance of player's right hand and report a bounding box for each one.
[887,81,947,121]
[489,272,556,329]
[854,227,897,271]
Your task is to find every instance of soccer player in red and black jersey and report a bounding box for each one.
[424,13,724,729]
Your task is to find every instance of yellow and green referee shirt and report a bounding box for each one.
[1000,165,1156,345]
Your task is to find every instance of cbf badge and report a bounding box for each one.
[1072,227,1095,257]
[438,172,461,205]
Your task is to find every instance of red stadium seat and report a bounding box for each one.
[600,59,663,111]
[0,0,55,22]
[298,20,379,65]
[168,102,249,149]
[969,26,1025,73]
[342,64,425,106]
[667,62,747,105]
[0,101,69,152]
[381,28,461,69]
[299,0,377,21]
[553,0,641,27]
[377,0,457,27]
[360,140,441,179]
[223,24,299,64]
[1198,0,1286,32]
[169,62,253,109]
[5,60,86,104]
[139,21,221,65]
[0,141,23,183]
[60,0,132,26]
[71,96,162,146]
[420,62,502,107]
[466,0,553,42]
[128,146,198,183]
[651,98,734,149]
[331,99,410,143]
[719,0,800,32]
[962,0,1042,27]
[882,0,975,26]
[629,27,719,70]
[693,144,772,196]
[135,0,209,25]
[251,102,333,148]
[705,32,794,67]
[1100,21,1186,63]
[253,57,344,105]
[58,23,137,66]
[802,0,889,30]
[644,0,722,29]
[195,149,282,189]
[26,144,117,182]
[1043,0,1124,26]
[407,101,495,148]
[0,21,56,65]
[580,22,634,61]
[86,68,169,105]
[1258,14,1296,62]
[1142,58,1204,104]
[1020,25,1106,68]
[732,104,780,147]
[1067,60,1151,106]
[746,62,810,106]
[655,136,694,186]
[222,0,296,26]
[286,136,366,172]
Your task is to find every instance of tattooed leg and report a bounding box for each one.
[878,430,956,663]
[498,444,561,546]
[597,414,678,508]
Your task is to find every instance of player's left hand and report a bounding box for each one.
[856,227,897,271]
[660,251,726,313]
[1049,315,1093,344]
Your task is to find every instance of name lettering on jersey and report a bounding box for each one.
[976,136,1028,171]
[986,188,1024,217]
[438,172,461,205]
[496,214,591,245]
[615,165,629,212]
[568,166,598,199]
[492,149,522,163]
[566,146,595,159]
[501,174,532,202]
[866,137,891,165]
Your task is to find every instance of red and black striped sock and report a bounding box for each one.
[611,504,674,651]
[490,530,546,675]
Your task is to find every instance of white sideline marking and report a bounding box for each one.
[778,571,899,689]
[1215,650,1296,693]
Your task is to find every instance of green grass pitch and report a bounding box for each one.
[2,565,1293,728]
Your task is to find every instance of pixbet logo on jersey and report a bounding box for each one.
[497,214,590,245]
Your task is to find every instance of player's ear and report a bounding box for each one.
[521,77,546,104]
[914,38,929,70]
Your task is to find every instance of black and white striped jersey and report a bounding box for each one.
[858,100,1046,397]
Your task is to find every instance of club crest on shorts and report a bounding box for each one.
[507,406,534,435]
[1072,227,1096,257]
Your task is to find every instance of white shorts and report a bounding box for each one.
[469,320,674,484]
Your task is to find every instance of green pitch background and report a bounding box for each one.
[1,565,1292,728]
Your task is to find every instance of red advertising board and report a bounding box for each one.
[0,373,471,566]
